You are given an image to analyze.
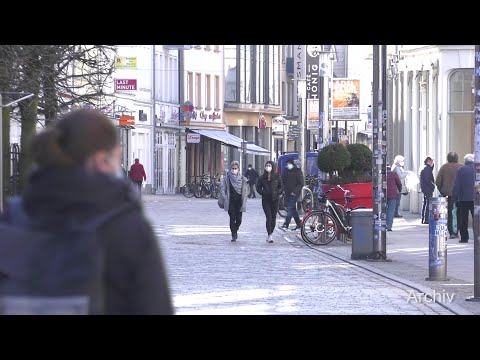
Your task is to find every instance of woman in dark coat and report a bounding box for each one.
[3,108,174,315]
[256,160,283,243]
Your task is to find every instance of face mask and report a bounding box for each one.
[248,167,252,170]
[286,164,294,170]
[265,166,272,173]
[232,169,239,175]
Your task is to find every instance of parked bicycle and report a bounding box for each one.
[300,184,366,245]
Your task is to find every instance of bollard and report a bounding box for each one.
[426,196,449,281]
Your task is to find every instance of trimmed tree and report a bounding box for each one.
[317,143,351,181]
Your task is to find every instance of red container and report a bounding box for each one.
[321,183,373,209]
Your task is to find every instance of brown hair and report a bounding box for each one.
[31,108,119,167]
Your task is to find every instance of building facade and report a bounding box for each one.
[387,45,475,214]
[223,45,283,171]
[112,45,180,195]
[180,45,225,186]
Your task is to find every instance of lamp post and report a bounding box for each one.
[0,92,34,213]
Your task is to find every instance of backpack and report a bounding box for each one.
[0,197,133,315]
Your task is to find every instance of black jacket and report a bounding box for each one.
[245,168,259,185]
[420,164,435,197]
[20,166,174,315]
[282,167,304,198]
[256,173,283,201]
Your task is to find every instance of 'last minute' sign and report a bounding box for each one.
[115,79,137,91]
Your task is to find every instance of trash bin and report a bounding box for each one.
[350,208,373,260]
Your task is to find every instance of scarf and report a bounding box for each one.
[228,171,243,195]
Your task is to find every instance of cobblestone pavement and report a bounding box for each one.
[142,195,455,315]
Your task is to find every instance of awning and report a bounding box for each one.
[191,129,270,156]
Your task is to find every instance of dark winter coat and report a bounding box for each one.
[282,167,304,199]
[245,168,259,185]
[17,166,174,315]
[436,161,462,196]
[452,161,475,202]
[387,171,402,199]
[420,164,435,197]
[256,173,283,201]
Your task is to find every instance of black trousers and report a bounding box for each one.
[457,201,474,241]
[248,183,256,198]
[421,194,432,222]
[228,196,243,235]
[262,195,278,235]
[447,196,458,236]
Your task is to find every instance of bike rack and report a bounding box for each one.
[301,185,313,203]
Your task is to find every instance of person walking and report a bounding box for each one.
[219,161,249,242]
[386,165,402,231]
[256,160,283,243]
[279,158,304,231]
[391,155,408,218]
[245,164,259,198]
[129,158,146,194]
[436,151,462,238]
[1,108,174,315]
[420,157,435,224]
[452,153,474,243]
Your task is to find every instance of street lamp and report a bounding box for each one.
[0,92,34,213]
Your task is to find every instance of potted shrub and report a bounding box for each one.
[318,143,373,208]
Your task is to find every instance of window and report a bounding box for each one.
[205,45,211,51]
[224,45,237,102]
[449,69,474,112]
[196,73,202,108]
[215,75,220,110]
[194,45,202,49]
[157,53,162,101]
[239,45,252,103]
[214,45,220,52]
[268,45,280,105]
[449,68,474,160]
[187,72,193,103]
[206,74,211,109]
[256,45,265,104]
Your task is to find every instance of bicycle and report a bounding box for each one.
[300,184,365,245]
[277,175,318,218]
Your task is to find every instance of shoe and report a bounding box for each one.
[278,224,288,231]
[387,228,392,231]
[394,214,403,218]
[459,240,468,243]
[231,232,238,241]
[449,234,459,239]
[266,235,270,242]
[267,235,273,243]
[289,226,301,232]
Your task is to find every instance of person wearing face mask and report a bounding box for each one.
[256,161,283,243]
[0,108,174,315]
[420,157,435,224]
[245,164,259,199]
[219,161,249,241]
[279,158,304,231]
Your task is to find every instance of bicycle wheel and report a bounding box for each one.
[193,183,203,198]
[277,193,287,218]
[301,210,337,245]
[182,184,195,198]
